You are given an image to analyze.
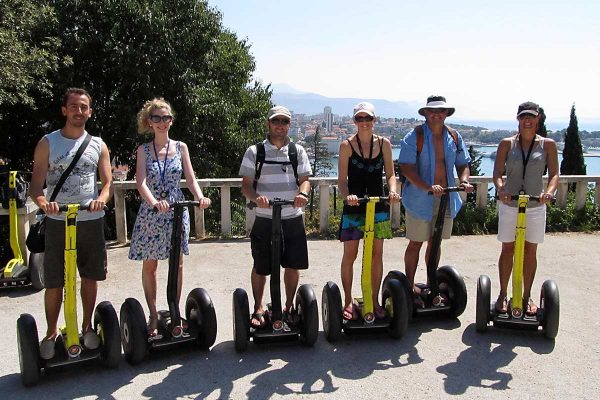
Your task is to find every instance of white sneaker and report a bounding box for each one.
[83,331,101,350]
[40,339,56,360]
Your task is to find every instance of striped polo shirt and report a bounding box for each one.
[239,137,312,219]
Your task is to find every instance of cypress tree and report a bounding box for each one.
[560,104,586,176]
[536,107,548,138]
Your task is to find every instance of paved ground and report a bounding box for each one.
[1,232,599,399]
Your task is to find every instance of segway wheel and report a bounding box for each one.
[383,270,413,319]
[185,288,217,349]
[476,275,491,332]
[232,288,250,352]
[94,301,121,368]
[382,277,408,339]
[437,265,468,318]
[296,284,318,346]
[28,252,45,290]
[120,298,147,365]
[17,313,41,387]
[541,280,560,339]
[321,281,342,343]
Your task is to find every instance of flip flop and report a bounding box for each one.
[342,305,354,321]
[250,312,266,328]
[413,293,426,309]
[495,296,508,314]
[283,306,300,326]
[524,298,538,316]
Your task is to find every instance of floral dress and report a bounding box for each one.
[128,141,190,260]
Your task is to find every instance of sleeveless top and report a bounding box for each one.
[504,134,546,208]
[343,136,387,215]
[45,130,104,221]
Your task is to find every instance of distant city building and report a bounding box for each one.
[324,106,333,133]
[321,136,342,154]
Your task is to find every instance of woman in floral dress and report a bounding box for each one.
[128,98,210,340]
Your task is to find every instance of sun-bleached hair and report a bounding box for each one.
[136,98,174,134]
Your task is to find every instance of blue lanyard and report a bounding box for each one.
[153,140,170,196]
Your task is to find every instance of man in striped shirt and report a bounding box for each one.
[239,105,312,328]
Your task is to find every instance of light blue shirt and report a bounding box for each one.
[398,124,471,221]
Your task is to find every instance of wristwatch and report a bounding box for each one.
[298,191,310,199]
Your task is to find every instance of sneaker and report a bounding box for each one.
[83,331,101,350]
[40,338,56,360]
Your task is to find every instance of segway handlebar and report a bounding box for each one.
[0,170,32,176]
[152,200,203,212]
[247,198,295,209]
[495,194,555,202]
[427,186,465,195]
[343,196,390,205]
[57,204,109,212]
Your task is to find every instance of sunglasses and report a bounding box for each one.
[428,108,447,114]
[518,114,537,120]
[270,118,290,126]
[150,115,173,123]
[354,115,374,122]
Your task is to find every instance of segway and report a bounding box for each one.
[232,198,318,352]
[16,204,121,387]
[384,187,468,320]
[476,194,559,339]
[0,171,44,289]
[120,201,217,364]
[322,196,408,342]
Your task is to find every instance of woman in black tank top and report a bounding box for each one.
[336,102,401,321]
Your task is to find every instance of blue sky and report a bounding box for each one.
[208,0,599,127]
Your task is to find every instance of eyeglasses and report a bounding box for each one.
[354,115,374,122]
[270,118,290,126]
[150,115,173,123]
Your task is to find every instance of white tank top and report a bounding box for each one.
[45,130,105,221]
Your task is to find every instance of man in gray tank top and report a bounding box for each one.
[29,88,113,359]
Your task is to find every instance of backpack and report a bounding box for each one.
[253,141,299,190]
[397,124,460,183]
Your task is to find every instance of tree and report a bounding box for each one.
[0,0,66,168]
[2,0,272,178]
[466,145,483,204]
[560,104,586,178]
[304,126,333,177]
[468,145,483,176]
[536,107,548,138]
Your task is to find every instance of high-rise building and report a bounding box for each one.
[324,106,333,133]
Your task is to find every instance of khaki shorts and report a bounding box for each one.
[44,217,107,288]
[405,197,453,242]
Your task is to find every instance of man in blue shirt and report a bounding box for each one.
[397,95,473,307]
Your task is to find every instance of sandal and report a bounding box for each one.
[148,316,164,342]
[375,305,387,319]
[524,298,538,316]
[343,304,359,321]
[283,306,300,326]
[495,296,508,314]
[250,311,266,328]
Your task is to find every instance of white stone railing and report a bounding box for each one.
[109,175,600,244]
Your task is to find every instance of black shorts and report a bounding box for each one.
[44,217,107,288]
[250,216,309,276]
